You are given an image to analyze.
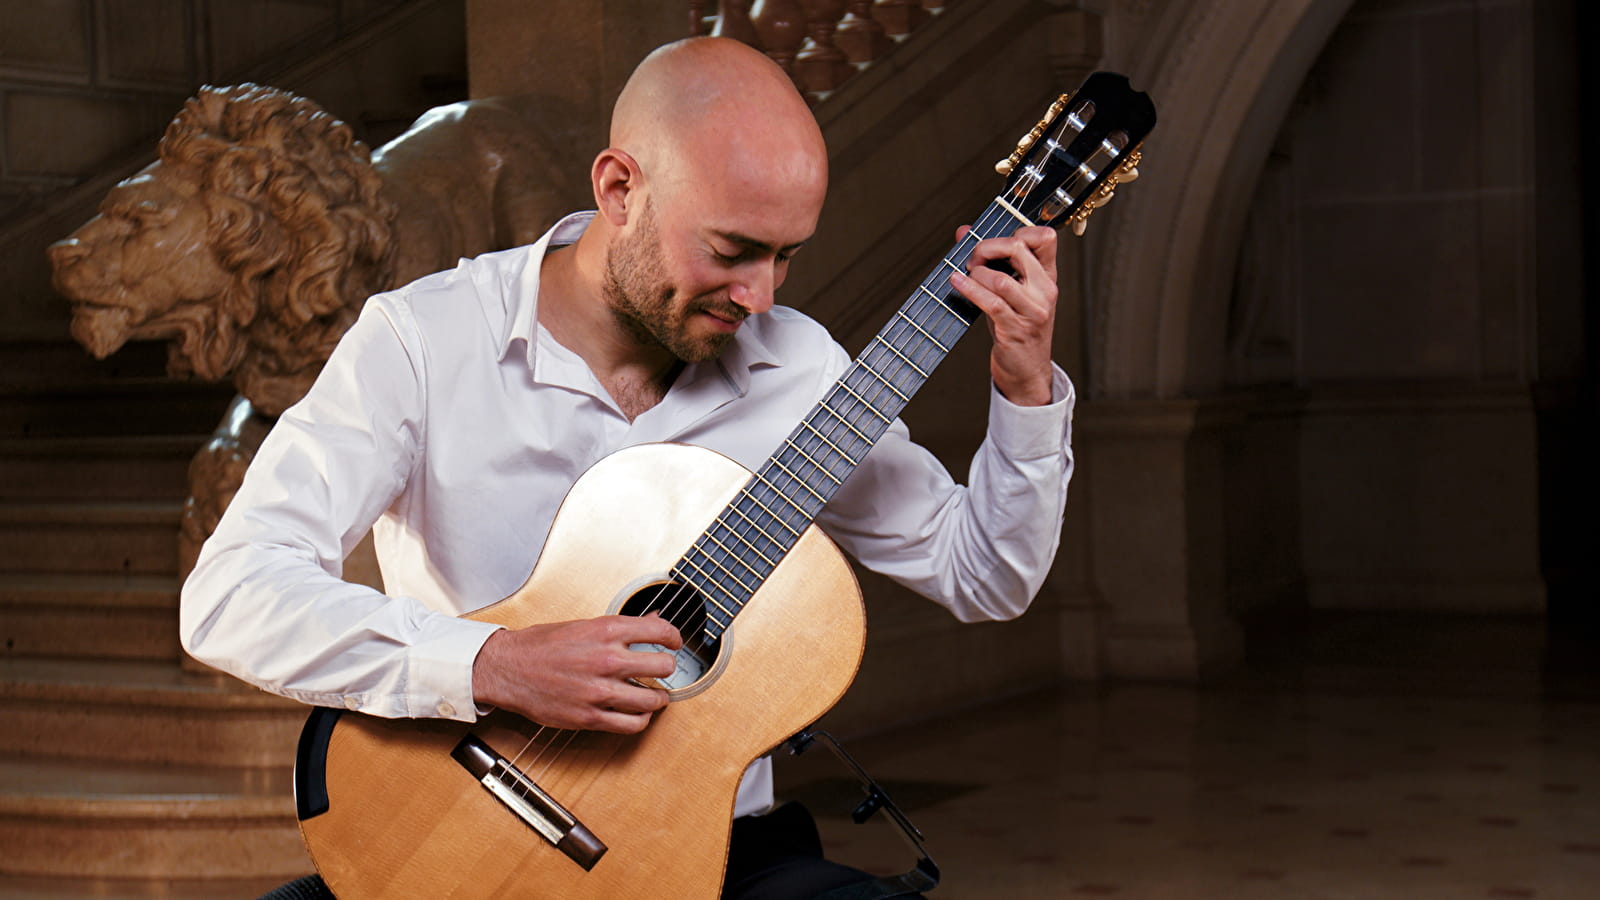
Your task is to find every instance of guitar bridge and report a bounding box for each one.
[451,734,608,871]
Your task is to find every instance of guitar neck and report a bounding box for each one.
[674,198,1027,639]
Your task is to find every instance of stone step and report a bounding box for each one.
[0,501,181,576]
[0,435,201,502]
[0,755,311,880]
[0,658,306,767]
[0,574,180,661]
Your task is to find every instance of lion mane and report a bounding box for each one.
[52,84,395,416]
[163,83,396,414]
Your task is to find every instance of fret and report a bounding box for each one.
[871,334,930,379]
[835,381,891,426]
[892,308,950,353]
[854,358,910,404]
[797,419,861,467]
[817,398,874,446]
[749,469,816,522]
[674,555,743,620]
[915,284,954,318]
[840,366,892,411]
[914,284,977,330]
[685,541,757,596]
[903,301,964,354]
[769,456,826,505]
[738,483,805,536]
[696,588,736,621]
[782,439,844,485]
[703,524,776,572]
[722,501,790,554]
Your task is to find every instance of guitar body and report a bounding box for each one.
[297,443,866,898]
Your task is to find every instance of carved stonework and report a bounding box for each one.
[50,83,584,417]
[49,84,396,418]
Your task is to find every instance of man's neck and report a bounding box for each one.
[537,235,681,421]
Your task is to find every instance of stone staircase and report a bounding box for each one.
[0,352,313,897]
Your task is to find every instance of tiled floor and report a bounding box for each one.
[779,614,1600,899]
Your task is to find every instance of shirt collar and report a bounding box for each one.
[499,210,595,366]
[500,210,785,395]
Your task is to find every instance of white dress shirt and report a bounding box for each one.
[181,211,1075,816]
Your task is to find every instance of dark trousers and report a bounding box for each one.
[723,801,923,900]
[262,803,921,899]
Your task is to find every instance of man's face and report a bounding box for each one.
[603,199,746,363]
[602,166,820,363]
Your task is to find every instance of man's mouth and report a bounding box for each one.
[697,306,747,332]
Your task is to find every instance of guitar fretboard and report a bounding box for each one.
[673,201,1025,639]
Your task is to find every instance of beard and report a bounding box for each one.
[602,201,744,363]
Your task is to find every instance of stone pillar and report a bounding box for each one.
[1078,399,1244,679]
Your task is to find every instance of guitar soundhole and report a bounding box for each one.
[619,581,723,693]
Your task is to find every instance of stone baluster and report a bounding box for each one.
[833,0,892,65]
[710,0,763,49]
[751,0,808,79]
[871,0,928,37]
[794,0,854,95]
[700,0,951,95]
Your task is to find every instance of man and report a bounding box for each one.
[183,36,1072,899]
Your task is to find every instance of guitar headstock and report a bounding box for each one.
[995,72,1157,236]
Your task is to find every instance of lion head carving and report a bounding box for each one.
[49,83,397,416]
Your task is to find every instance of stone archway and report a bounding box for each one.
[1093,0,1357,400]
[1069,0,1356,680]
[1076,0,1562,681]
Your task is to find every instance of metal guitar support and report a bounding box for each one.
[785,729,941,899]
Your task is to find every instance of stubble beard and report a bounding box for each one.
[602,203,739,364]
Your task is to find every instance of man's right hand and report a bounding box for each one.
[470,613,684,734]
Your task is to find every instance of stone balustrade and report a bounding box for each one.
[691,0,950,100]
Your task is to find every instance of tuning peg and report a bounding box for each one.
[1067,150,1143,237]
[996,93,1071,177]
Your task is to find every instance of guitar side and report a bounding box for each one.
[297,443,867,898]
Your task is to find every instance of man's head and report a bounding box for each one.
[589,37,828,362]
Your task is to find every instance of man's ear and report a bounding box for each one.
[592,148,642,226]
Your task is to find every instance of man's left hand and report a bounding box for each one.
[948,224,1059,407]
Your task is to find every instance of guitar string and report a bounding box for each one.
[491,111,1098,806]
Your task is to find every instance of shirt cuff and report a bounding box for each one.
[407,612,504,722]
[987,364,1075,460]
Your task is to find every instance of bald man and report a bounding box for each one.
[185,37,1073,899]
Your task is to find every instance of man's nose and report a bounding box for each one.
[729,264,777,316]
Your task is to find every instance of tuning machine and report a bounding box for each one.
[1068,150,1141,236]
[994,92,1071,177]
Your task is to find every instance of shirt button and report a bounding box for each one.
[343,695,361,710]
[437,701,456,718]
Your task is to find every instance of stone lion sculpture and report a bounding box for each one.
[49,82,590,582]
[51,81,587,416]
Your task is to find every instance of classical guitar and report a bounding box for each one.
[294,72,1156,898]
